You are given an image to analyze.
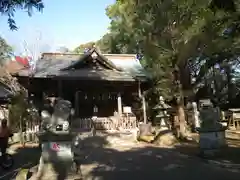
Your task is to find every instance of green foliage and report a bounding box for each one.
[0,0,44,30]
[98,0,240,104]
[0,36,13,65]
[70,0,240,108]
[8,91,29,132]
[74,42,95,53]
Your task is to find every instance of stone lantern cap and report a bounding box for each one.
[153,96,171,110]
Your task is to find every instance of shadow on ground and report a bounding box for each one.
[77,133,240,180]
[2,131,240,180]
[0,144,41,179]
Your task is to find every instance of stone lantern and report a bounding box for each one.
[153,96,171,129]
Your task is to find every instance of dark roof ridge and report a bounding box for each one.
[60,48,122,71]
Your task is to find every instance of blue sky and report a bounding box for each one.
[0,0,115,55]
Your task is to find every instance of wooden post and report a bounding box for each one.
[117,93,122,115]
[138,81,147,123]
[58,80,62,97]
[75,91,79,116]
[142,95,147,124]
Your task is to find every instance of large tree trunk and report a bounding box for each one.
[177,103,187,139]
[171,96,188,139]
[175,63,191,139]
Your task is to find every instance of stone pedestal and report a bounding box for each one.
[36,132,75,180]
[198,127,227,157]
[38,132,74,161]
[198,100,227,157]
[138,123,152,136]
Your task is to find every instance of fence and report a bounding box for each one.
[71,115,137,131]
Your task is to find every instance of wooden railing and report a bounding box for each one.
[118,116,137,129]
[71,118,93,131]
[71,115,137,131]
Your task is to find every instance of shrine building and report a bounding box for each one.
[12,48,151,130]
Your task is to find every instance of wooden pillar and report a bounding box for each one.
[142,95,147,124]
[117,93,122,115]
[58,80,62,97]
[138,81,147,123]
[75,91,79,116]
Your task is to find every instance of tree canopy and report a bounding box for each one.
[0,36,13,65]
[70,0,240,137]
[0,0,44,30]
[73,0,240,105]
[92,0,240,103]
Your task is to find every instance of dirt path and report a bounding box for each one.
[2,131,240,180]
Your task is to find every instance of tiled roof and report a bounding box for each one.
[105,54,148,78]
[16,49,150,82]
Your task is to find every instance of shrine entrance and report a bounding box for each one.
[74,91,119,118]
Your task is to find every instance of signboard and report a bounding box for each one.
[123,106,132,114]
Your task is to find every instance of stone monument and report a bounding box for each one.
[197,99,227,157]
[36,99,77,179]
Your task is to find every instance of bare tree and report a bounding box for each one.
[21,30,52,72]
